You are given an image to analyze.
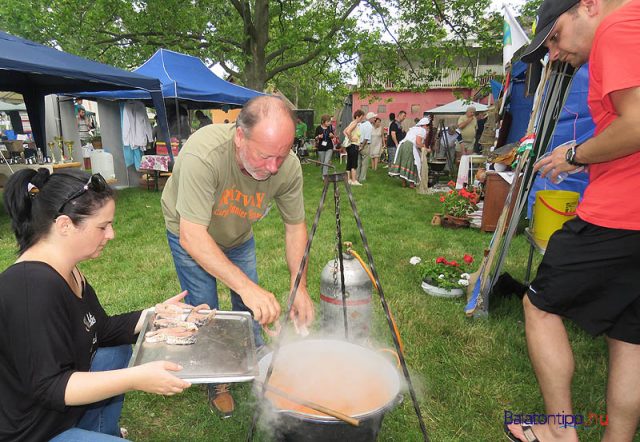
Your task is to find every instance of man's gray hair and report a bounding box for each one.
[236,96,296,138]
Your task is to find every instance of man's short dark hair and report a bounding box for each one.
[398,110,407,116]
[389,112,396,121]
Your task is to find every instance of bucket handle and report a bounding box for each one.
[538,195,576,217]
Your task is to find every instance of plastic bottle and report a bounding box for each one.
[36,148,44,164]
[536,152,585,184]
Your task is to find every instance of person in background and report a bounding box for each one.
[506,0,640,440]
[343,109,365,186]
[195,110,212,130]
[474,111,488,154]
[74,98,85,116]
[370,117,384,170]
[386,111,406,168]
[356,112,376,183]
[77,108,94,145]
[439,125,459,171]
[0,169,190,442]
[294,117,308,155]
[456,106,477,160]
[388,117,430,188]
[314,114,336,178]
[161,96,314,418]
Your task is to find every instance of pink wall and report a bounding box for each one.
[352,89,482,121]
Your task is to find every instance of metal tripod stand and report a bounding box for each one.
[247,171,430,441]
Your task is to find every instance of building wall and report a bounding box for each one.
[351,89,476,123]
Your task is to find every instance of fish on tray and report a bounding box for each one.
[145,327,197,345]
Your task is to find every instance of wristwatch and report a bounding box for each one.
[565,143,586,166]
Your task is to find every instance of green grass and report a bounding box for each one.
[0,163,620,441]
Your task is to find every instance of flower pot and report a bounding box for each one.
[442,215,470,229]
[421,280,464,298]
[431,213,442,226]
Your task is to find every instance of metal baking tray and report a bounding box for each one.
[129,309,258,383]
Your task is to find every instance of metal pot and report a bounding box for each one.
[320,254,373,341]
[256,339,401,442]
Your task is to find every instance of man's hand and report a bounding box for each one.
[534,142,581,182]
[240,286,281,325]
[289,286,314,328]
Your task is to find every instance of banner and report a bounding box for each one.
[503,5,530,68]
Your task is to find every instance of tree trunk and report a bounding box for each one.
[242,0,269,90]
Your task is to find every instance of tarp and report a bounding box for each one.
[425,99,489,115]
[0,30,172,158]
[78,49,263,108]
[0,101,26,112]
[527,64,593,217]
[505,61,534,145]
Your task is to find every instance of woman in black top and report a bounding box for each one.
[0,169,191,441]
[314,114,337,177]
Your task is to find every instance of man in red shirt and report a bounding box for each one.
[506,0,640,441]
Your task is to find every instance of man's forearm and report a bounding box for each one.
[575,114,640,164]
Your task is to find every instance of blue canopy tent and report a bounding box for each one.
[0,30,172,158]
[78,49,263,107]
[504,61,535,145]
[527,64,594,217]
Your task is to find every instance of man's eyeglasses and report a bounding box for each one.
[57,173,108,214]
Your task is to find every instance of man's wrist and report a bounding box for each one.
[565,143,587,166]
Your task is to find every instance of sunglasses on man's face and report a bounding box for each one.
[57,173,108,214]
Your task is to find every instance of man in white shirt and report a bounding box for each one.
[356,112,376,183]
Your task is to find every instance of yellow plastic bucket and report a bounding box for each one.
[533,190,580,242]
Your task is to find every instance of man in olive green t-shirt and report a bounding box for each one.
[161,96,314,417]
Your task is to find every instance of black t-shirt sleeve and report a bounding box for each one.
[86,286,141,347]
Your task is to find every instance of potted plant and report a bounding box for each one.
[438,181,479,228]
[89,135,102,149]
[411,254,474,298]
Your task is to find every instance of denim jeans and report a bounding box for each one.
[317,149,333,176]
[387,146,397,164]
[166,230,264,347]
[50,345,132,441]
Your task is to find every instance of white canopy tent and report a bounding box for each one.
[426,99,489,115]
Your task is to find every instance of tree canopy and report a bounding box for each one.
[0,0,540,115]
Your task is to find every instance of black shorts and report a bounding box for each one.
[528,217,640,344]
[346,144,359,170]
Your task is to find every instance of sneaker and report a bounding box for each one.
[351,181,363,186]
[208,384,235,418]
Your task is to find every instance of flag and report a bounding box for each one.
[503,5,530,68]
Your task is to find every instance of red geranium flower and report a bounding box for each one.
[436,257,446,264]
[439,196,446,202]
[463,254,474,264]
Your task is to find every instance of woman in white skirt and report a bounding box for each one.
[369,117,384,170]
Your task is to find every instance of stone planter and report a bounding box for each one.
[421,279,464,298]
[441,215,470,229]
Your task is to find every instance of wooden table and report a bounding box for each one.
[0,162,82,187]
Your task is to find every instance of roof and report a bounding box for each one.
[425,99,489,115]
[0,30,163,95]
[78,49,263,108]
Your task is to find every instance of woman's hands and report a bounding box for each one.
[130,361,191,396]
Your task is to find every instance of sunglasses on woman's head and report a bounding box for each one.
[57,173,108,214]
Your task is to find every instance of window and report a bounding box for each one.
[361,105,369,113]
[377,104,387,114]
[411,104,421,114]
